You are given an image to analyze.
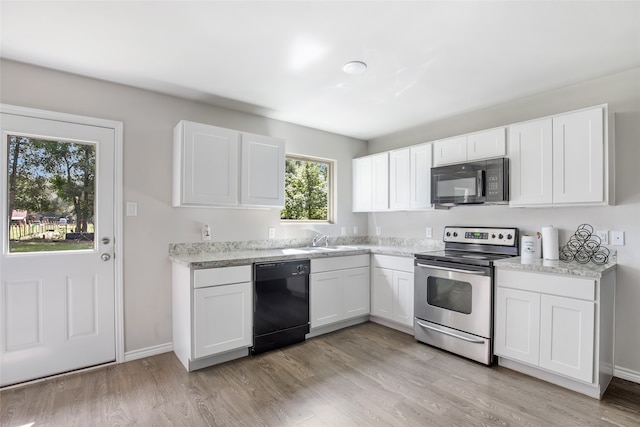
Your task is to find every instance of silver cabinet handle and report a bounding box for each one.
[416,320,485,344]
[101,253,111,261]
[416,263,485,275]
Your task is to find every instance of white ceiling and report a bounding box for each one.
[1,1,639,140]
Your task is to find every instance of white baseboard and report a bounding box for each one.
[614,365,640,384]
[124,342,173,362]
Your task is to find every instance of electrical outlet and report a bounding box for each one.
[376,226,382,236]
[268,227,276,239]
[594,230,608,245]
[201,224,211,241]
[612,231,625,246]
[353,226,358,235]
[341,226,347,236]
[426,227,433,238]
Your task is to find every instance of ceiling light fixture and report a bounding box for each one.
[343,61,367,75]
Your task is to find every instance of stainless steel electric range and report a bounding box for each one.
[414,226,519,365]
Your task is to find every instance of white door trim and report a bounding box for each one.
[0,103,125,365]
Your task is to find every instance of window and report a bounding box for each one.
[6,135,96,253]
[281,155,333,222]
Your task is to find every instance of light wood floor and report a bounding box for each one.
[2,322,639,426]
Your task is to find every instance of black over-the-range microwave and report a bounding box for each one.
[430,158,509,207]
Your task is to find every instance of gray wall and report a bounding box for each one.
[369,68,640,379]
[0,59,368,354]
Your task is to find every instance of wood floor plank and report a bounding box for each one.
[1,322,639,427]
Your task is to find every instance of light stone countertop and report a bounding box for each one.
[169,243,435,269]
[494,256,616,278]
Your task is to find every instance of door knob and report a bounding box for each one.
[101,253,111,261]
[102,237,110,244]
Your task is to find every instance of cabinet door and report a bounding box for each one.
[410,144,432,209]
[342,267,370,319]
[174,121,239,206]
[467,128,506,160]
[508,119,553,206]
[433,136,467,166]
[494,287,541,365]
[393,271,414,327]
[371,152,389,211]
[389,148,411,210]
[352,157,372,212]
[371,268,394,320]
[193,282,252,359]
[539,294,595,383]
[240,132,285,207]
[552,108,604,204]
[310,271,343,328]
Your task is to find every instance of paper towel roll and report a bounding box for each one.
[521,235,540,260]
[542,226,559,260]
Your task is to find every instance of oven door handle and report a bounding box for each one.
[416,321,486,344]
[415,263,486,275]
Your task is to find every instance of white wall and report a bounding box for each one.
[0,59,368,353]
[368,68,640,379]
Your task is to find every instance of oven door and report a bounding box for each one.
[414,260,492,339]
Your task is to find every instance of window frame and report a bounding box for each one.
[281,153,335,224]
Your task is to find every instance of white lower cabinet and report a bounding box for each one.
[172,263,253,371]
[371,255,414,328]
[494,267,614,398]
[310,255,370,329]
[193,281,252,359]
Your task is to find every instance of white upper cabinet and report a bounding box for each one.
[389,148,411,210]
[173,121,285,208]
[467,128,507,160]
[409,143,433,209]
[508,118,553,206]
[362,143,432,212]
[240,132,285,207]
[353,152,389,212]
[552,108,604,204]
[173,121,239,206]
[509,106,607,207]
[433,128,506,166]
[433,135,467,166]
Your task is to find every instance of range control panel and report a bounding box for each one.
[443,226,518,246]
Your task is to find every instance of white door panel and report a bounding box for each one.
[1,110,117,386]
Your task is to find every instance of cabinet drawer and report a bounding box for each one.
[194,265,252,288]
[311,254,369,273]
[372,254,414,272]
[496,269,595,301]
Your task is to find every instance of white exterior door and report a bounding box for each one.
[1,108,119,386]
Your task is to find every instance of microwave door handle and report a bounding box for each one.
[416,263,486,275]
[477,170,485,197]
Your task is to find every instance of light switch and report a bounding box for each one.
[126,202,138,217]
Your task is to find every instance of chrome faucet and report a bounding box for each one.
[311,234,329,247]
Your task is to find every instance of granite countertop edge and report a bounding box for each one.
[493,256,616,278]
[169,244,423,269]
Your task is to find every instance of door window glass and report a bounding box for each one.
[427,277,472,314]
[7,135,96,253]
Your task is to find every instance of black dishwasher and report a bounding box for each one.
[252,259,310,355]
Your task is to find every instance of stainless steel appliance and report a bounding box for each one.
[414,226,518,365]
[252,259,310,355]
[430,158,509,207]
